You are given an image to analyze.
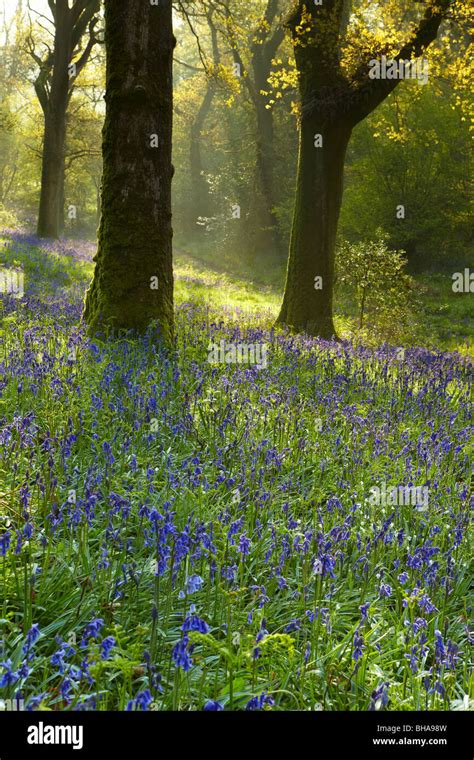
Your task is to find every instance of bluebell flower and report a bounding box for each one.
[412,618,427,635]
[434,630,446,664]
[102,441,115,465]
[172,636,193,672]
[369,682,389,711]
[0,532,11,557]
[80,618,104,648]
[100,636,116,660]
[405,646,419,673]
[0,660,19,687]
[353,630,365,662]
[182,614,209,634]
[179,574,204,598]
[204,700,224,711]
[126,689,153,711]
[26,693,47,711]
[246,692,275,711]
[22,624,40,655]
[238,533,251,556]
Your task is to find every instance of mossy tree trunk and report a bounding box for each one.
[277,0,451,338]
[84,0,175,342]
[277,117,351,338]
[37,106,68,238]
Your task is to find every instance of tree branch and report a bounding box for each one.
[349,0,453,125]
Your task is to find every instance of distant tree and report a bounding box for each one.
[188,5,222,229]
[26,0,100,238]
[225,0,286,259]
[84,0,175,341]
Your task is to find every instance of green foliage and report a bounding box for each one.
[340,85,473,269]
[336,230,418,343]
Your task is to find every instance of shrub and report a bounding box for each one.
[336,230,418,343]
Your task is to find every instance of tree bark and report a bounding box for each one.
[83,0,175,342]
[277,115,351,338]
[226,0,285,260]
[32,0,99,239]
[36,1,70,238]
[188,8,221,230]
[36,114,67,237]
[277,0,451,338]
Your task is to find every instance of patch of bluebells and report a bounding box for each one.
[0,229,471,709]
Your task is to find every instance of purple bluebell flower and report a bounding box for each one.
[172,635,193,672]
[182,614,209,634]
[369,682,389,711]
[22,624,40,655]
[179,574,204,598]
[0,532,11,557]
[0,660,19,687]
[100,637,116,660]
[80,618,104,648]
[204,700,224,711]
[353,630,365,662]
[246,692,275,711]
[126,689,153,711]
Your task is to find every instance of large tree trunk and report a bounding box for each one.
[36,110,67,238]
[277,116,351,338]
[83,0,174,342]
[276,0,451,339]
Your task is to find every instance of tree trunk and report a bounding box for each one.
[36,103,68,239]
[252,57,284,261]
[189,84,215,227]
[36,1,71,239]
[32,1,99,239]
[83,0,174,342]
[277,115,351,338]
[277,0,451,339]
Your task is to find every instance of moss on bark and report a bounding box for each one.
[83,0,175,344]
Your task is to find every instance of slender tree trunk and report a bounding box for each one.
[189,84,214,227]
[189,9,220,231]
[253,62,284,260]
[277,116,351,338]
[84,0,174,341]
[36,2,70,239]
[33,1,99,239]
